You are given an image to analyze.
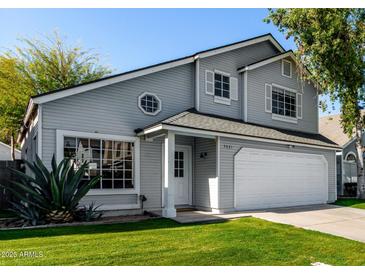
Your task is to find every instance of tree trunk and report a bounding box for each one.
[10,134,15,161]
[355,126,365,198]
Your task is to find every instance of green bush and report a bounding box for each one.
[1,155,101,225]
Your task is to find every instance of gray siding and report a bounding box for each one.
[193,138,216,208]
[41,63,194,166]
[219,137,336,210]
[199,41,279,119]
[80,194,138,207]
[247,58,319,133]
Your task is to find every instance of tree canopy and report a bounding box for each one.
[0,32,112,144]
[265,8,365,136]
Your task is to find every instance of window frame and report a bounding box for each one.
[138,92,162,116]
[213,70,231,105]
[345,151,357,163]
[56,130,140,196]
[271,83,299,124]
[281,59,292,78]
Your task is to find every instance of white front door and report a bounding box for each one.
[174,146,191,205]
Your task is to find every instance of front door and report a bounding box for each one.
[174,146,191,205]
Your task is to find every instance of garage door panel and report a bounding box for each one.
[234,148,328,210]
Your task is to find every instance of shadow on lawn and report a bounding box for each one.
[0,218,227,241]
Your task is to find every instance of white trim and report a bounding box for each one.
[214,96,231,105]
[334,150,338,200]
[37,105,42,159]
[238,51,293,73]
[264,83,272,113]
[195,58,200,111]
[272,83,299,94]
[139,124,339,151]
[243,71,248,122]
[137,92,162,116]
[205,70,214,96]
[344,151,357,162]
[281,59,292,78]
[272,114,298,124]
[198,35,284,59]
[161,143,193,206]
[216,136,221,210]
[56,130,140,196]
[214,69,230,76]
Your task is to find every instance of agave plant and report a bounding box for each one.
[2,155,100,224]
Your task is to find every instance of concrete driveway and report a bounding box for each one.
[250,204,365,243]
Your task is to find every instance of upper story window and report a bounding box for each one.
[64,136,134,190]
[282,59,292,78]
[265,83,302,123]
[214,72,230,99]
[272,86,296,118]
[138,92,162,115]
[205,70,238,105]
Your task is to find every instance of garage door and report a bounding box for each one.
[234,148,328,210]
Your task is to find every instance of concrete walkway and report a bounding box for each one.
[249,204,365,243]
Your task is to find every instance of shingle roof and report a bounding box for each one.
[319,113,358,147]
[139,109,339,149]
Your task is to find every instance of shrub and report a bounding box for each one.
[1,155,101,225]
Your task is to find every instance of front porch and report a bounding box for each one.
[141,130,220,218]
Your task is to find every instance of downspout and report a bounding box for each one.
[243,69,248,122]
[194,55,200,111]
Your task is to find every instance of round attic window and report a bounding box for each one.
[138,92,161,116]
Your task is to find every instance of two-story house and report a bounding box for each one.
[18,33,339,217]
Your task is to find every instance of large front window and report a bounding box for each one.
[64,137,134,189]
[272,86,296,118]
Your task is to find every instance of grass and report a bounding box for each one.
[1,217,365,266]
[334,199,365,209]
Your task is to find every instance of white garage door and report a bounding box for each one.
[234,148,328,210]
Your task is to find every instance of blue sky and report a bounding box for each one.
[0,9,339,115]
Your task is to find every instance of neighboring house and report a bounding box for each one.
[0,141,20,161]
[17,33,339,217]
[320,113,364,197]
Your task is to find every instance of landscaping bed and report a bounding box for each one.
[0,212,158,230]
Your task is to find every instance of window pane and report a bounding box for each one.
[113,170,123,179]
[92,149,101,159]
[64,137,76,148]
[179,169,184,177]
[103,140,113,150]
[64,148,76,158]
[223,90,230,98]
[102,180,113,189]
[90,139,100,149]
[77,138,89,149]
[102,169,113,179]
[125,180,134,188]
[174,169,179,177]
[114,180,124,189]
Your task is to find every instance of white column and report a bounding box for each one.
[162,131,176,217]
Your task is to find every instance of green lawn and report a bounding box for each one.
[1,217,365,266]
[334,199,365,209]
